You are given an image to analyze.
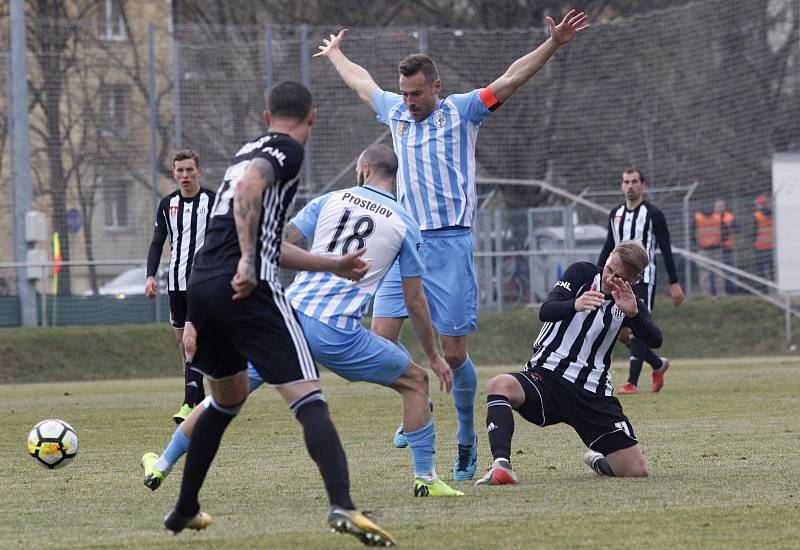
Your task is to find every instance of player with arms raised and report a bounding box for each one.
[316,10,589,480]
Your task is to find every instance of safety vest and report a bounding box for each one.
[694,212,722,249]
[721,212,735,250]
[753,211,774,250]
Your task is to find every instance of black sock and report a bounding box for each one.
[643,347,663,370]
[486,394,514,463]
[183,362,205,407]
[628,338,647,385]
[175,399,240,516]
[591,456,615,477]
[293,392,354,510]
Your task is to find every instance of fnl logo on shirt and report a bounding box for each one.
[554,280,572,291]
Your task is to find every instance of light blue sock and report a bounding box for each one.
[160,426,190,470]
[452,356,477,446]
[404,419,436,478]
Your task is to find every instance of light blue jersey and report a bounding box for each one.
[286,185,425,329]
[372,88,497,230]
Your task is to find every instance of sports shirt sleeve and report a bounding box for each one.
[597,209,616,268]
[447,88,498,125]
[538,262,595,322]
[253,137,305,186]
[397,220,426,278]
[371,89,403,125]
[288,194,330,240]
[652,209,680,284]
[623,300,663,348]
[146,199,169,277]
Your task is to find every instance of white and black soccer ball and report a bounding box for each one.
[27,419,79,469]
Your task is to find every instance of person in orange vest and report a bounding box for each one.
[694,203,724,295]
[716,200,737,295]
[753,194,774,284]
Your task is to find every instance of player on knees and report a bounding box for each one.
[477,241,658,485]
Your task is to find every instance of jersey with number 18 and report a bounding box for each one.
[286,185,425,330]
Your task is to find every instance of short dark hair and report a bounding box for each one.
[360,144,398,180]
[623,167,645,183]
[398,54,439,84]
[265,81,312,121]
[173,149,200,168]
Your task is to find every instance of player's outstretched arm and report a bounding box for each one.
[489,10,589,104]
[402,276,453,393]
[314,29,380,109]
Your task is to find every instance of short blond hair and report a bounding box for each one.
[613,240,648,277]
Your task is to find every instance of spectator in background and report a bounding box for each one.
[752,194,774,287]
[694,202,724,295]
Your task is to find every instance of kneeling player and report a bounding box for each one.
[476,241,661,485]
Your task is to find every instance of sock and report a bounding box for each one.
[156,427,190,473]
[643,347,663,370]
[404,419,436,480]
[486,394,514,463]
[183,362,205,407]
[591,455,616,476]
[174,397,242,517]
[292,391,354,511]
[452,356,477,446]
[628,337,646,386]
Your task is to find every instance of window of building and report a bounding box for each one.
[104,181,128,229]
[98,0,125,41]
[99,84,128,135]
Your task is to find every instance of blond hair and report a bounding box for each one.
[613,240,648,277]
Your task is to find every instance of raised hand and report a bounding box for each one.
[547,9,590,46]
[575,283,604,312]
[608,277,638,317]
[314,29,348,59]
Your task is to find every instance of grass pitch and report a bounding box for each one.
[1,358,798,549]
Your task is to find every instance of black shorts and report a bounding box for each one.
[168,290,188,329]
[186,276,318,384]
[633,279,656,313]
[510,367,638,456]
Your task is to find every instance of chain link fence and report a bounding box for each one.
[1,0,799,326]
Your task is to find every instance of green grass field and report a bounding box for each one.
[1,358,799,549]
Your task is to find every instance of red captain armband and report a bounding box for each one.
[479,86,501,112]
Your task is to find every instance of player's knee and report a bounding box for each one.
[485,374,514,397]
[616,455,648,478]
[397,364,429,395]
[444,352,467,370]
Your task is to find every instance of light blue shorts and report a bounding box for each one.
[296,311,410,385]
[372,227,477,336]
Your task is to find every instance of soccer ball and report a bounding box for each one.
[27,419,79,469]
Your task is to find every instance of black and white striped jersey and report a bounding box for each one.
[597,200,679,285]
[528,262,662,396]
[190,132,304,285]
[147,188,215,291]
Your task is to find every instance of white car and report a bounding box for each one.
[86,266,166,299]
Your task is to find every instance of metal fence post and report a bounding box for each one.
[494,209,504,313]
[171,31,183,150]
[264,24,273,91]
[683,181,698,295]
[148,22,161,324]
[300,24,313,192]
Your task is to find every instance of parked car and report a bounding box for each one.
[84,266,167,299]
